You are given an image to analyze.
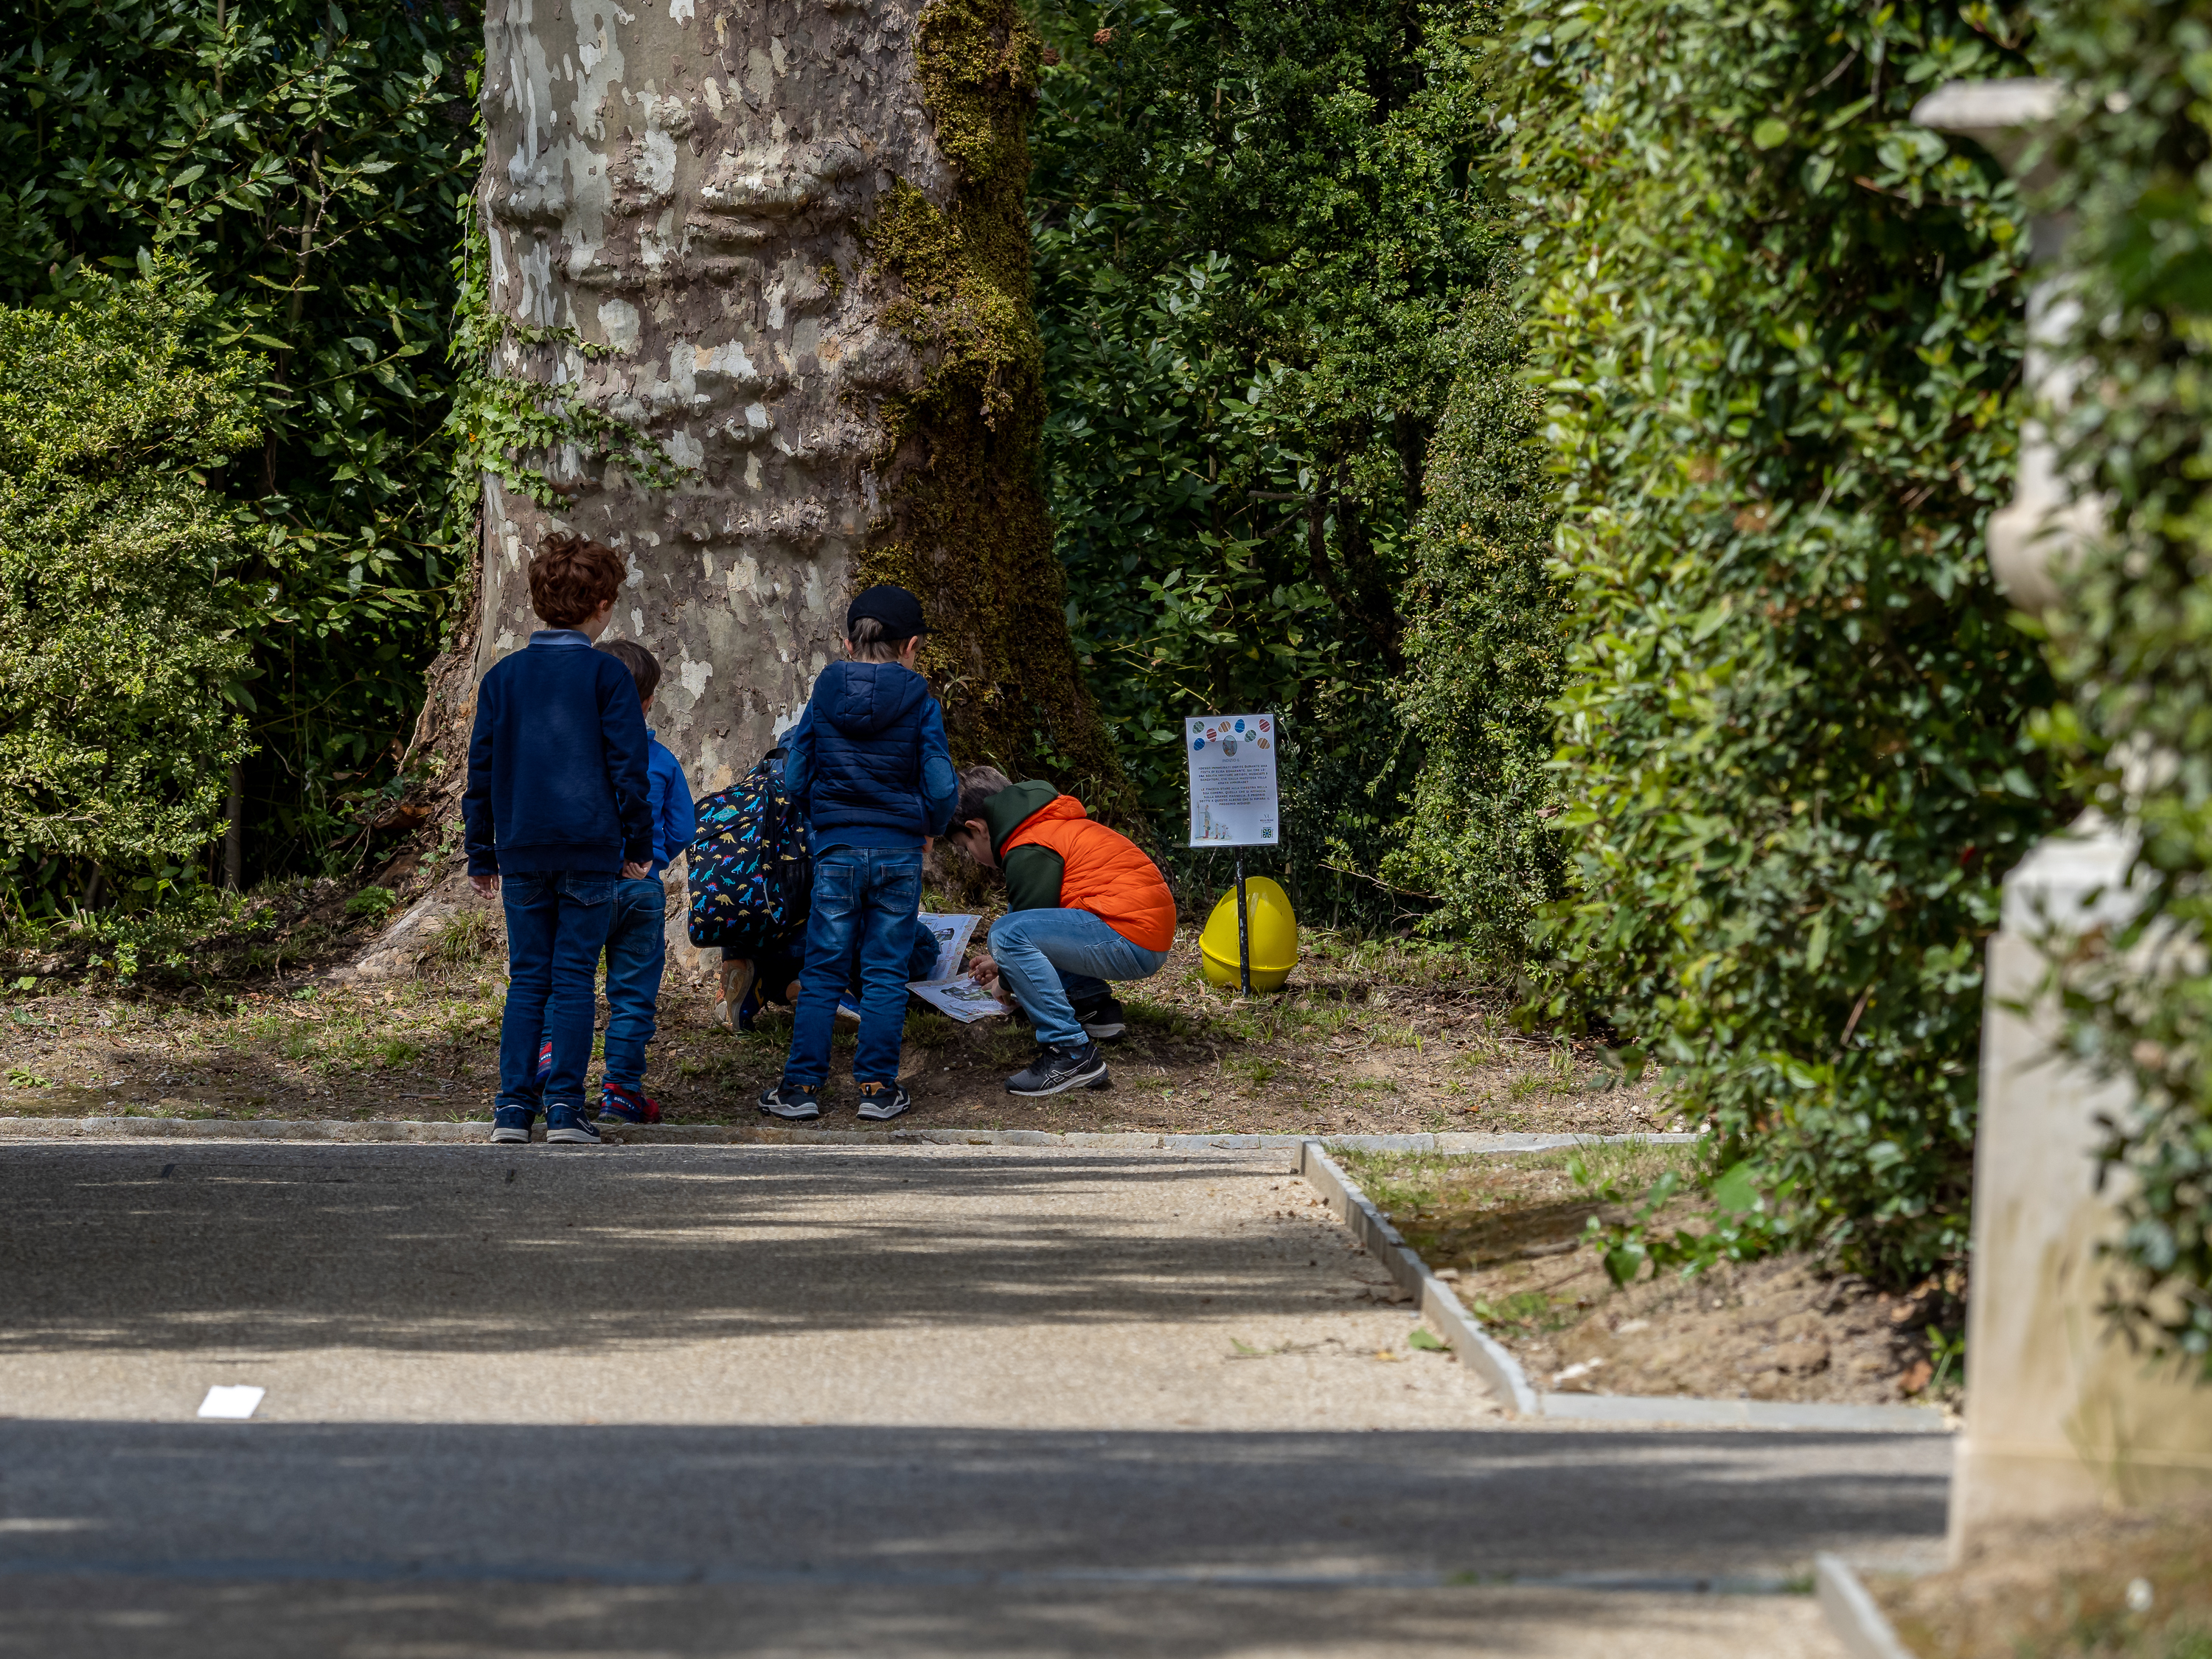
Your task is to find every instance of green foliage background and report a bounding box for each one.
[1029,0,1530,927]
[1,0,477,897]
[2032,0,2212,1373]
[1503,0,2064,1281]
[0,268,259,896]
[1382,267,1565,956]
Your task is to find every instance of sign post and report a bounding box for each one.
[1186,713,1281,996]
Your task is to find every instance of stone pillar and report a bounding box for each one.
[1915,80,2212,1557]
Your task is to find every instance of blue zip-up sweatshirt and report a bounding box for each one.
[644,731,696,875]
[464,630,654,877]
[783,660,957,852]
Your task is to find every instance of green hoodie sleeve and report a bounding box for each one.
[1001,844,1065,911]
[983,778,1068,911]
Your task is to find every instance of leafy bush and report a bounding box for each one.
[1504,0,2064,1282]
[1031,0,1503,928]
[1382,269,1565,956]
[2031,0,2212,1375]
[0,265,258,901]
[1,0,479,881]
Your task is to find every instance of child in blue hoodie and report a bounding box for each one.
[759,585,956,1123]
[465,532,654,1146]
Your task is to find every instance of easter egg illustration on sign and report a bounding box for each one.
[1222,737,1238,757]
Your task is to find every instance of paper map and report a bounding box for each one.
[907,911,1011,1021]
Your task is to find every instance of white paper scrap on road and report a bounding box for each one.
[906,977,1011,1023]
[915,911,981,984]
[196,1385,265,1420]
[1186,712,1281,846]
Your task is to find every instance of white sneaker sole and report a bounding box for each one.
[545,1127,602,1144]
[490,1127,531,1144]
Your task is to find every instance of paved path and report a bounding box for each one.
[0,1143,1941,1654]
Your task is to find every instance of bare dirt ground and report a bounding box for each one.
[1346,1145,1961,1408]
[0,878,1682,1135]
[1871,1503,2212,1659]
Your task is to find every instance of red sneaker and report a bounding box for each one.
[594,1083,663,1125]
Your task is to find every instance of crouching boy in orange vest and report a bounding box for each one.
[946,765,1178,1096]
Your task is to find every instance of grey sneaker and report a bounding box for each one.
[855,1081,914,1122]
[758,1082,822,1121]
[1006,1040,1110,1097]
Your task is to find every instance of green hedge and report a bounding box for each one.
[1384,269,1566,957]
[2033,0,2212,1375]
[0,268,259,893]
[1505,0,2065,1281]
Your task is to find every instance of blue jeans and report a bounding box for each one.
[783,847,923,1090]
[543,876,667,1094]
[499,872,617,1114]
[988,908,1170,1048]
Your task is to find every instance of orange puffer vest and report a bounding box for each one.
[1002,796,1178,953]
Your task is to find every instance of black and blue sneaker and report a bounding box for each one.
[1006,1040,1110,1098]
[490,1106,536,1144]
[757,1082,822,1121]
[544,1105,602,1145]
[855,1081,914,1122]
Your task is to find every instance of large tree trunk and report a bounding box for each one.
[354,0,1124,981]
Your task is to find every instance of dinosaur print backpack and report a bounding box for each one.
[685,745,812,951]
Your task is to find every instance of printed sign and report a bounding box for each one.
[1186,712,1281,847]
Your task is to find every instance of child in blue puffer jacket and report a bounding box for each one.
[757,585,956,1124]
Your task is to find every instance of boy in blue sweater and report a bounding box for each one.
[465,532,654,1145]
[534,639,695,1125]
[759,585,956,1123]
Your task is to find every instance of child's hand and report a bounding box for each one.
[968,953,998,987]
[622,860,650,879]
[470,874,498,899]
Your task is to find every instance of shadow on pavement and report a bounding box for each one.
[2,1144,1367,1354]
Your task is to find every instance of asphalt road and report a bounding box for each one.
[0,1142,1944,1655]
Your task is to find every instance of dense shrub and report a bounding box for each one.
[2032,0,2212,1374]
[0,267,259,899]
[1030,0,1504,928]
[1,0,479,884]
[1505,0,2065,1281]
[1382,271,1565,956]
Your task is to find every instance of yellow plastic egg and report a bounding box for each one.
[1200,877,1298,991]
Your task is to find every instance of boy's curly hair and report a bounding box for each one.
[529,532,626,627]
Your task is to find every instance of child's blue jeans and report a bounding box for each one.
[498,872,617,1115]
[533,876,667,1097]
[599,876,668,1093]
[987,908,1170,1049]
[782,846,922,1091]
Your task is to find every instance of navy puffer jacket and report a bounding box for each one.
[785,660,959,849]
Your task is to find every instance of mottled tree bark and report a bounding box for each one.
[361,0,1124,979]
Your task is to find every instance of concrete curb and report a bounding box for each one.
[1297,1138,1952,1436]
[1298,1138,1541,1413]
[1542,1394,1946,1433]
[1815,1552,1919,1659]
[0,1117,1694,1154]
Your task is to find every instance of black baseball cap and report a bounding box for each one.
[846,584,928,640]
